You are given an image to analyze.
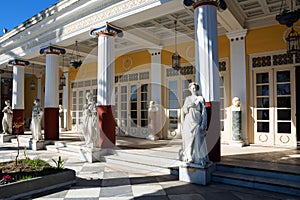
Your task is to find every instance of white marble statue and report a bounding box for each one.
[181,82,209,166]
[147,101,159,141]
[31,98,43,140]
[81,92,100,148]
[2,100,13,134]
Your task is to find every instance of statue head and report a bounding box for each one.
[86,92,93,102]
[5,100,10,106]
[34,98,40,105]
[188,82,200,93]
[232,97,241,107]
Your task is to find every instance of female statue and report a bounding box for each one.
[181,82,209,166]
[2,100,13,134]
[81,92,100,148]
[31,98,43,140]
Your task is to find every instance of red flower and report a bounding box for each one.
[2,175,11,181]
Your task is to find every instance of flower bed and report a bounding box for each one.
[0,169,76,200]
[0,158,76,200]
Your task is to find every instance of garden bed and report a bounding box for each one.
[0,158,76,200]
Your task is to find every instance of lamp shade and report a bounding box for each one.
[172,53,181,70]
[286,27,300,55]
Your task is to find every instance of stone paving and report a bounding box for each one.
[0,138,299,200]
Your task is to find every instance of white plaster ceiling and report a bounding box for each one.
[27,0,300,69]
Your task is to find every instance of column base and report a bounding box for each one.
[12,109,24,135]
[97,105,116,148]
[44,108,59,140]
[230,140,246,147]
[206,102,221,162]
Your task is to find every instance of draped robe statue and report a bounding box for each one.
[81,92,100,148]
[181,82,209,166]
[31,98,43,140]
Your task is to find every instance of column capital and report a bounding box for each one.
[193,1,218,9]
[40,46,66,55]
[8,59,30,66]
[147,48,162,56]
[90,22,123,38]
[226,29,248,41]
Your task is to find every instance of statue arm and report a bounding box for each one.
[182,97,191,114]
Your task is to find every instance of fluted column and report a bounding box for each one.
[90,23,123,148]
[40,46,66,140]
[194,1,220,162]
[8,59,29,134]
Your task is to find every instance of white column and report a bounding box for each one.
[40,46,65,140]
[9,59,29,134]
[97,34,115,106]
[148,49,162,104]
[62,68,69,130]
[195,4,219,101]
[45,54,59,108]
[226,29,248,144]
[12,66,25,110]
[194,1,220,162]
[90,23,123,147]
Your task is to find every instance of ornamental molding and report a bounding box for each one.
[0,0,161,64]
[226,29,247,41]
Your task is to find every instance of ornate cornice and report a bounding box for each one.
[0,0,160,65]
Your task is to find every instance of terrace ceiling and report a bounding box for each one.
[2,0,300,73]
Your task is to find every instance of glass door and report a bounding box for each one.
[274,69,295,146]
[254,71,274,146]
[254,68,296,147]
[115,82,149,137]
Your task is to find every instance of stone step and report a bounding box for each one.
[212,163,300,197]
[46,145,79,157]
[11,136,53,150]
[215,163,300,182]
[114,149,180,167]
[104,149,181,175]
[105,154,179,175]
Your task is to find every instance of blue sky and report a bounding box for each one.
[0,0,59,32]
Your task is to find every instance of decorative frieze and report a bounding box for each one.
[115,71,149,83]
[251,52,297,68]
[0,0,162,63]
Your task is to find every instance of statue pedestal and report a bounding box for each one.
[30,139,47,151]
[79,147,112,163]
[230,140,245,147]
[179,162,215,185]
[146,134,159,141]
[0,134,16,144]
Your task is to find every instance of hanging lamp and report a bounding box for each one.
[70,40,82,68]
[172,20,181,70]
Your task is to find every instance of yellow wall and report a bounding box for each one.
[218,35,230,58]
[246,24,291,54]
[115,50,151,73]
